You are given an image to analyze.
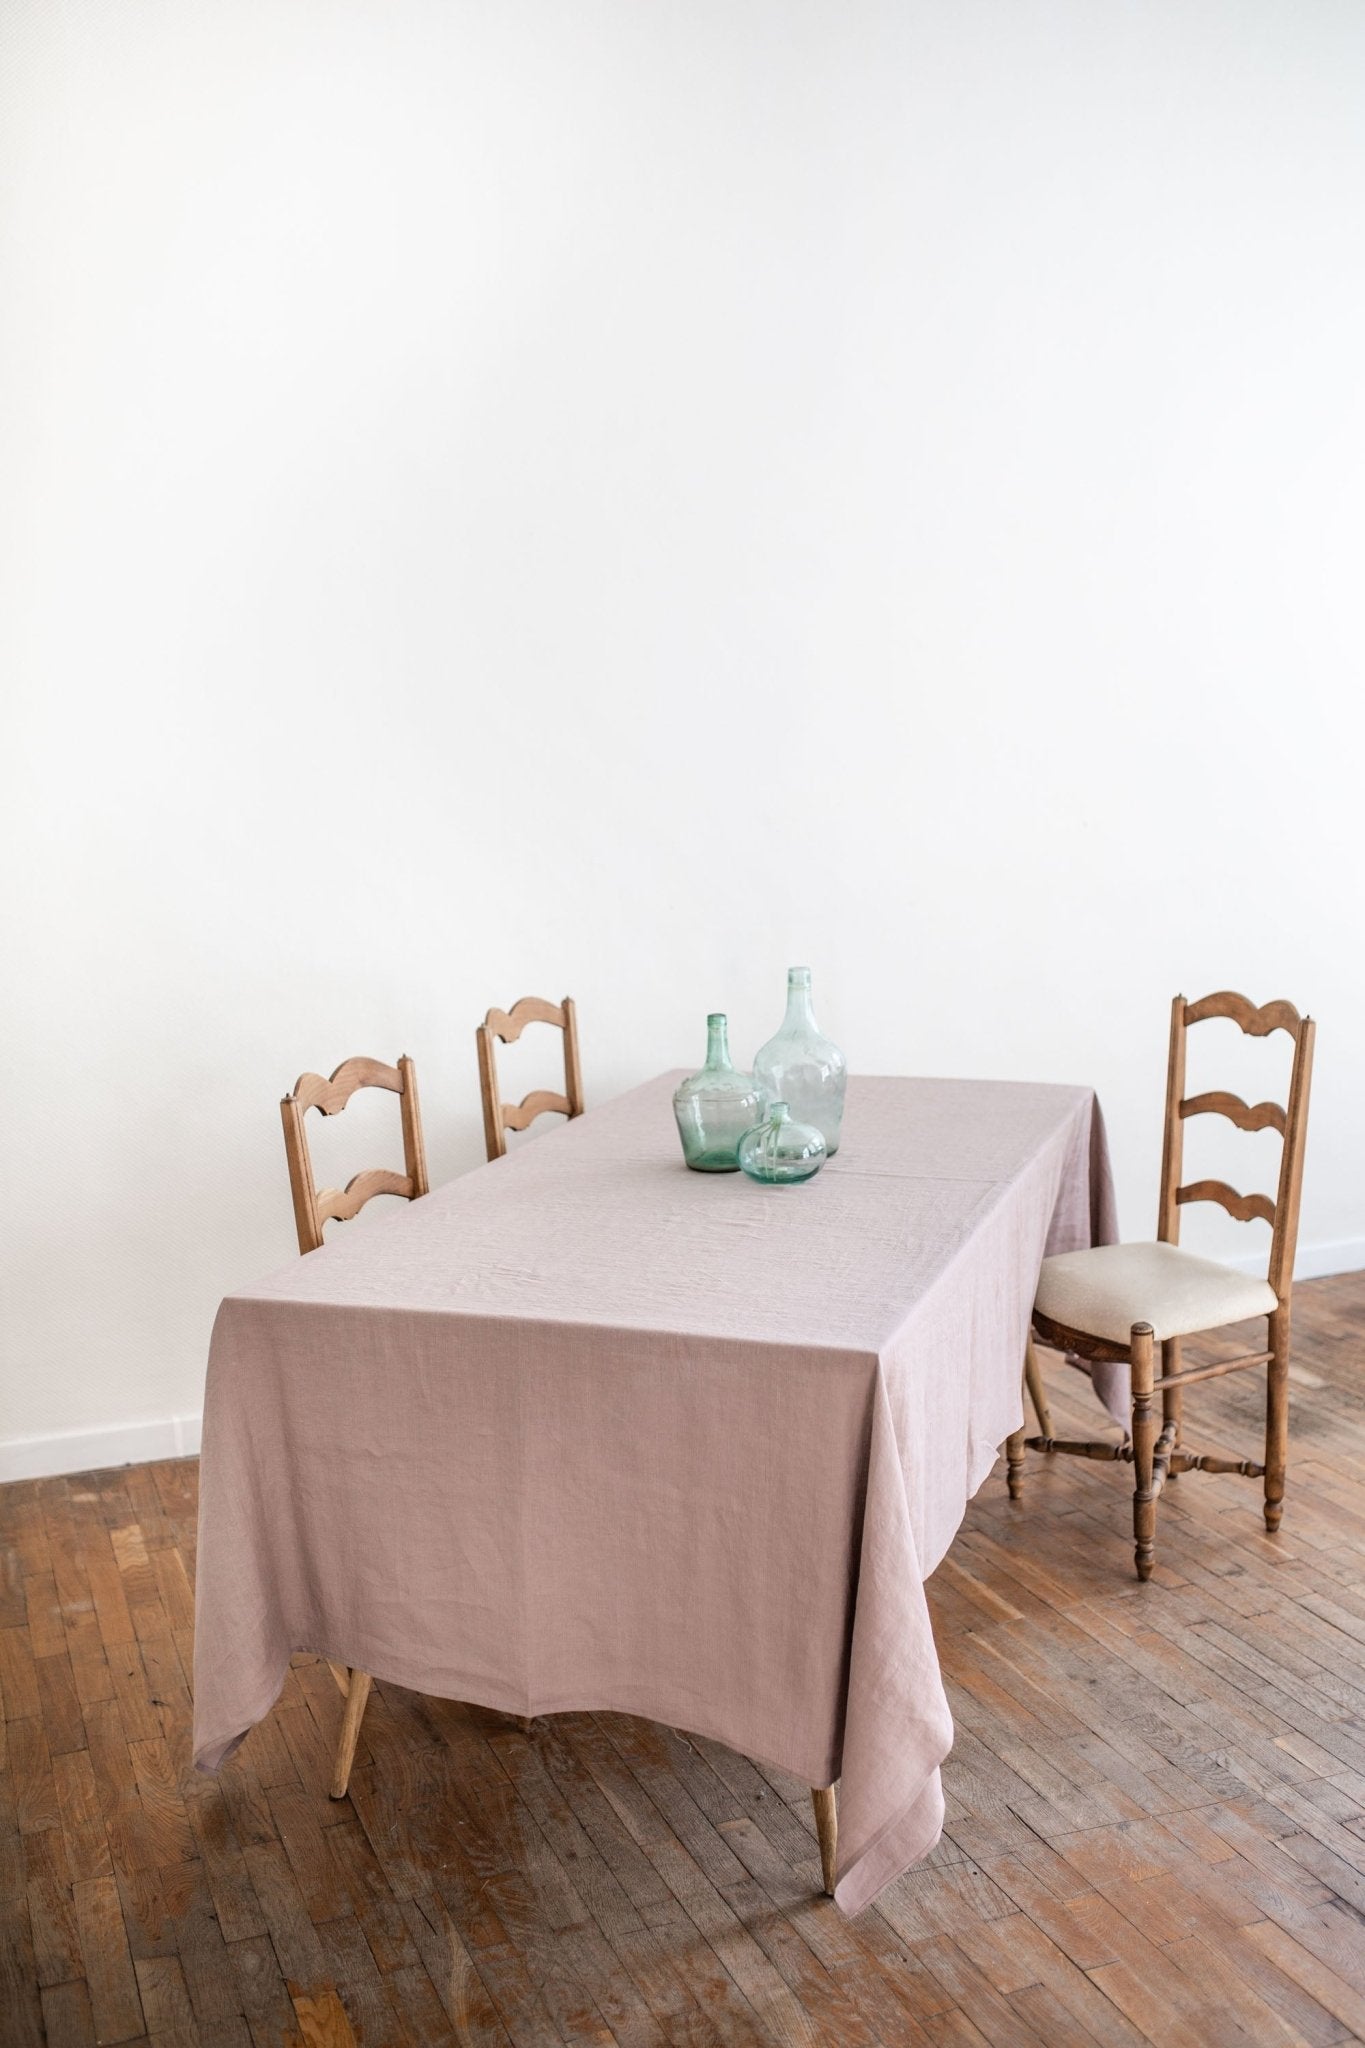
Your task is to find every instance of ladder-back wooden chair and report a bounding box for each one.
[476,995,584,1162]
[280,1055,429,1256]
[1008,992,1315,1581]
[279,1053,430,1796]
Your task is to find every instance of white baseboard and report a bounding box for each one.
[0,1413,202,1484]
[2,1233,1362,1483]
[1224,1237,1365,1283]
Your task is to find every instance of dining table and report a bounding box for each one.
[193,1070,1115,1915]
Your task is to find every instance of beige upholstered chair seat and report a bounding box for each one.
[1036,1241,1277,1347]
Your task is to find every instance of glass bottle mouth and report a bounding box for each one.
[787,967,812,987]
[769,1101,791,1122]
[707,1012,726,1026]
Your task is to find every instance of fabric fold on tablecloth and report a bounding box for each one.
[832,1365,953,1913]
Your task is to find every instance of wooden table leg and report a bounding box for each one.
[812,1784,837,1897]
[330,1669,373,1800]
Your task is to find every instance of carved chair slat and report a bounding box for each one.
[483,997,568,1044]
[502,1089,572,1133]
[316,1168,415,1225]
[1183,990,1303,1038]
[1180,1089,1287,1135]
[293,1056,405,1115]
[1175,1179,1277,1227]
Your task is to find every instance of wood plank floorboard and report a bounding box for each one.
[1,1273,1362,2044]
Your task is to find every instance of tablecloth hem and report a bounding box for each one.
[192,1644,843,1798]
[193,1666,294,1776]
[834,1763,948,1917]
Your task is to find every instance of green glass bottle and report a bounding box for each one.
[737,1101,827,1185]
[673,1014,766,1172]
[752,966,847,1155]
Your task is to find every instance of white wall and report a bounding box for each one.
[3,0,1362,1478]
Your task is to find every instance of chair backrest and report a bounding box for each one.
[476,996,583,1162]
[1157,992,1315,1306]
[280,1055,429,1255]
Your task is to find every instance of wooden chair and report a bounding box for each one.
[279,1053,429,1796]
[1008,992,1315,1581]
[476,995,584,1162]
[280,1055,429,1256]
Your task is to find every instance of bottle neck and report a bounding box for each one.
[782,971,817,1034]
[761,1102,790,1162]
[706,1014,732,1070]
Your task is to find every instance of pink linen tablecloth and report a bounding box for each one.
[193,1072,1114,1915]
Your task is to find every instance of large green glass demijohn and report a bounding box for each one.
[672,1013,766,1171]
[752,966,847,1155]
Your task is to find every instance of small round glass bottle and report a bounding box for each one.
[737,1101,827,1185]
[673,1014,766,1172]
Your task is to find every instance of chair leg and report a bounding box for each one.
[1131,1323,1157,1582]
[330,1668,373,1800]
[812,1785,838,1896]
[1160,1337,1182,1478]
[1007,1340,1038,1500]
[1006,1420,1026,1500]
[1265,1307,1290,1533]
[1024,1339,1053,1438]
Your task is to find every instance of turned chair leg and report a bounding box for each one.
[1023,1338,1052,1439]
[1265,1306,1290,1533]
[330,1668,373,1800]
[1006,1421,1026,1500]
[812,1785,838,1897]
[1008,1338,1043,1500]
[1130,1322,1157,1582]
[1160,1337,1182,1478]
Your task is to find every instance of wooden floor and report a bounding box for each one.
[3,1276,1365,2047]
